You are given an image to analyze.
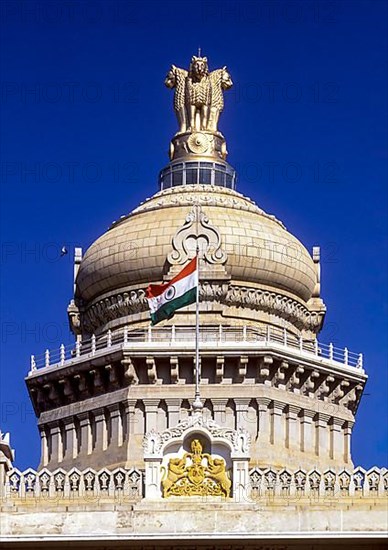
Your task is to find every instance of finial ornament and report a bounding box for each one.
[164,55,233,161]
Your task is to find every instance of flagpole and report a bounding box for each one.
[193,203,203,413]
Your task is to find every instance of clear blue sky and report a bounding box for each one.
[0,0,387,469]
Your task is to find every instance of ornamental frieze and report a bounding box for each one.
[143,414,251,455]
[80,282,324,334]
[126,185,286,230]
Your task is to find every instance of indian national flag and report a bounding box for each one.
[146,256,198,325]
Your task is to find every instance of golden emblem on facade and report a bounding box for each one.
[161,439,231,498]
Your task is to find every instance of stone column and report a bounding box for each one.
[165,398,181,427]
[285,405,301,451]
[232,459,250,503]
[330,417,344,461]
[107,403,123,448]
[48,421,63,463]
[144,457,162,499]
[270,400,286,446]
[212,398,228,426]
[78,412,92,456]
[93,407,108,452]
[315,413,330,458]
[143,398,160,432]
[63,417,77,461]
[39,426,49,467]
[123,399,137,438]
[300,409,315,454]
[234,398,251,431]
[343,420,354,464]
[257,397,271,444]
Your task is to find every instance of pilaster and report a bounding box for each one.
[330,417,344,461]
[315,413,330,458]
[93,407,108,452]
[39,426,49,467]
[165,398,181,427]
[123,399,137,437]
[107,403,123,448]
[77,411,92,456]
[270,400,286,446]
[143,398,160,432]
[212,398,228,426]
[344,420,354,464]
[48,421,63,463]
[63,416,77,461]
[234,397,251,431]
[300,409,315,454]
[256,397,271,444]
[285,405,301,451]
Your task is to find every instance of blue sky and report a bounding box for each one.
[0,0,387,469]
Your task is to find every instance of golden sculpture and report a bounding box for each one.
[161,439,231,498]
[165,55,233,135]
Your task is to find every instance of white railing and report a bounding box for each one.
[28,324,364,374]
[2,465,386,501]
[3,467,142,500]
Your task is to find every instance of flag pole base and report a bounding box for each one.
[192,395,204,412]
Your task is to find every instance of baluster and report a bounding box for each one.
[91,334,96,355]
[299,336,303,352]
[123,326,128,344]
[75,340,81,357]
[329,343,334,360]
[357,353,363,369]
[30,355,36,372]
[171,324,176,343]
[314,339,319,355]
[45,349,50,368]
[107,329,112,348]
[60,344,65,366]
[148,325,152,342]
[344,347,348,366]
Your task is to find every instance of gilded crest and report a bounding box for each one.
[161,439,231,498]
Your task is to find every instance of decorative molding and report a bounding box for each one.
[81,282,324,334]
[167,208,227,266]
[143,412,251,455]
[126,185,286,230]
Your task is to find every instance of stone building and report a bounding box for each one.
[0,55,386,549]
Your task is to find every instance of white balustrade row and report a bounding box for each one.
[3,467,142,500]
[29,325,364,373]
[2,466,387,501]
[248,466,388,498]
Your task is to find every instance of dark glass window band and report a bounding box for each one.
[159,161,237,191]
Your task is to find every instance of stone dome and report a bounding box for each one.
[73,185,325,337]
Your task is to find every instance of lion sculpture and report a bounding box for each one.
[165,55,233,134]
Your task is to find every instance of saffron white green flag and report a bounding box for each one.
[146,256,198,325]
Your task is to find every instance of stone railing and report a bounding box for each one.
[248,466,388,499]
[28,324,364,374]
[1,465,387,502]
[1,466,143,500]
